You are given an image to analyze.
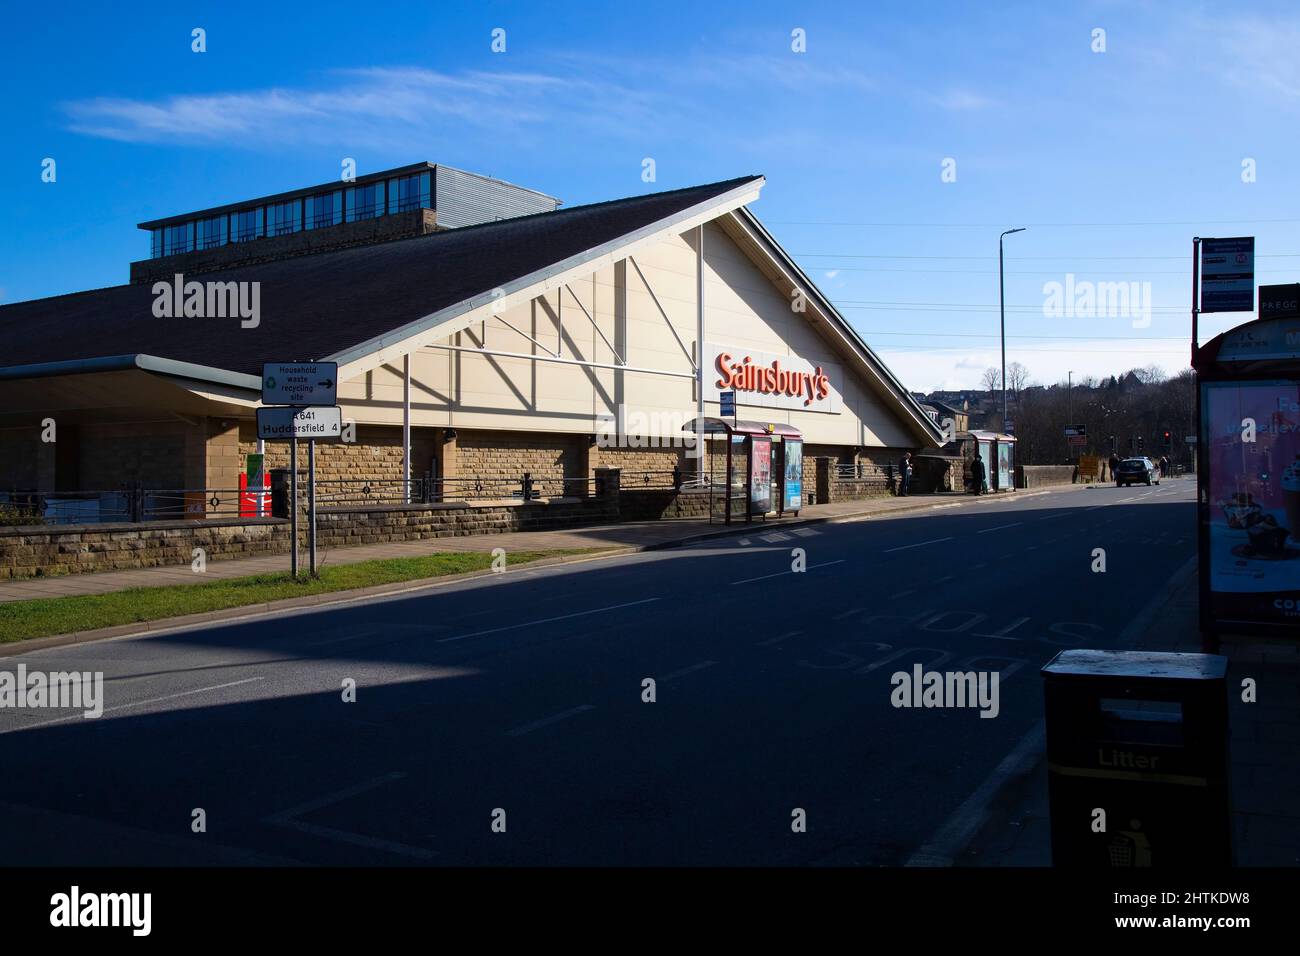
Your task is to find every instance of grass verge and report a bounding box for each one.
[0,548,607,643]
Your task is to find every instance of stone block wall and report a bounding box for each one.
[0,519,288,579]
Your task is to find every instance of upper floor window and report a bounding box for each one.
[388,172,430,214]
[231,207,263,243]
[163,222,194,256]
[269,200,301,236]
[306,191,341,230]
[347,183,384,221]
[150,229,162,259]
[197,216,227,250]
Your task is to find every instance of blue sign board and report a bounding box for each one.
[1200,237,1255,313]
[719,389,736,418]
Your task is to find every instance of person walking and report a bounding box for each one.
[969,455,986,495]
[1108,452,1121,483]
[898,452,914,496]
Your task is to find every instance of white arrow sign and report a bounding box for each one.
[262,362,338,406]
[256,405,343,440]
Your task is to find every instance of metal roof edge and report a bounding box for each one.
[730,206,945,446]
[0,353,259,392]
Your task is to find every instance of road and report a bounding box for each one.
[0,480,1197,865]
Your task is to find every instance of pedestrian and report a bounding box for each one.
[1108,452,1120,483]
[1160,455,1170,478]
[898,451,914,496]
[969,455,986,495]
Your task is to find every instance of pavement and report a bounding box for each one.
[3,476,1253,867]
[961,549,1300,867]
[0,484,1091,604]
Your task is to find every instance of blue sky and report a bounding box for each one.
[2,0,1298,390]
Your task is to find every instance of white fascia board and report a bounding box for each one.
[328,179,764,382]
[726,208,944,447]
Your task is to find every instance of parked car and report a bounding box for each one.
[1115,457,1159,487]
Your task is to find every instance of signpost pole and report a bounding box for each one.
[308,439,317,577]
[1191,237,1200,366]
[290,437,299,578]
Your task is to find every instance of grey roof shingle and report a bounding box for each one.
[0,176,760,376]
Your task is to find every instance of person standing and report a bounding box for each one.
[898,452,914,496]
[969,455,986,495]
[1108,452,1121,483]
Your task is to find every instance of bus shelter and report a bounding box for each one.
[1194,315,1300,648]
[682,418,804,525]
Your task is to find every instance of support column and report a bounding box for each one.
[403,353,412,503]
[695,224,706,481]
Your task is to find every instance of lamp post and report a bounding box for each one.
[999,228,1026,429]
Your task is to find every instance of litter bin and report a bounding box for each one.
[1042,649,1231,868]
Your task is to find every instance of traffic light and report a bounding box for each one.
[1138,435,1145,451]
[1163,430,1172,449]
[1128,437,1135,452]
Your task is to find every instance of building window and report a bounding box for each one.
[197,215,227,250]
[305,191,341,230]
[163,222,194,256]
[231,207,263,243]
[388,172,430,214]
[269,199,302,237]
[150,229,162,259]
[347,183,384,221]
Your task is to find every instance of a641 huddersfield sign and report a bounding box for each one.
[256,406,342,440]
[262,362,337,406]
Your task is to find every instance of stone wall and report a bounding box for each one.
[0,519,287,579]
[1017,464,1076,488]
[618,487,712,521]
[0,469,622,579]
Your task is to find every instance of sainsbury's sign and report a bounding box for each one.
[708,343,841,413]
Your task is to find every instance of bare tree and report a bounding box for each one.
[981,367,1001,398]
[1007,361,1030,397]
[1134,365,1167,385]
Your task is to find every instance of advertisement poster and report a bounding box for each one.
[749,437,772,515]
[783,440,803,511]
[1203,380,1300,624]
[997,443,1012,492]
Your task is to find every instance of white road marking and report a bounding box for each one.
[663,660,718,681]
[977,522,1022,534]
[730,559,844,585]
[792,528,819,538]
[759,532,791,543]
[884,537,953,553]
[0,676,267,735]
[1037,512,1071,521]
[437,598,660,643]
[264,771,438,860]
[506,704,596,737]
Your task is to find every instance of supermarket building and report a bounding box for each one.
[0,163,944,536]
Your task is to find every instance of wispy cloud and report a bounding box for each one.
[62,51,883,150]
[63,66,667,147]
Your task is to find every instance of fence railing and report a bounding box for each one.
[3,470,617,526]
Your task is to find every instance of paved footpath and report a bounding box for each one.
[964,556,1300,866]
[0,484,1090,604]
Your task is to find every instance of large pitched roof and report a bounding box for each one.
[0,176,761,377]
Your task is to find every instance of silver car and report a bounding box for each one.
[1115,457,1159,487]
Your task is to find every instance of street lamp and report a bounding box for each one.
[999,228,1026,429]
